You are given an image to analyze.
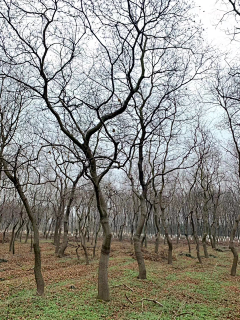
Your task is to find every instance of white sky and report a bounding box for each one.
[193,0,239,143]
[194,0,240,56]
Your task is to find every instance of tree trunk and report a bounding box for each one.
[185,234,191,254]
[3,162,45,296]
[229,214,240,276]
[155,232,160,254]
[98,217,111,301]
[93,223,101,259]
[202,233,209,258]
[80,232,89,265]
[54,216,61,246]
[177,221,180,245]
[58,220,68,257]
[55,227,61,254]
[46,219,54,240]
[133,195,147,279]
[118,225,124,241]
[58,172,82,258]
[9,222,18,254]
[2,223,10,244]
[25,222,30,243]
[190,211,202,264]
[202,200,209,258]
[33,226,45,296]
[166,231,173,265]
[94,187,112,301]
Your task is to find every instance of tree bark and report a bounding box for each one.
[229,214,240,276]
[166,231,173,265]
[58,172,82,257]
[202,233,209,258]
[95,187,112,301]
[133,195,147,279]
[2,162,45,296]
[9,222,18,254]
[190,211,202,264]
[25,222,30,244]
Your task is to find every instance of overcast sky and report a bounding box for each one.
[194,0,240,56]
[193,0,238,143]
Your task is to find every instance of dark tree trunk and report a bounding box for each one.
[133,196,147,279]
[54,216,61,246]
[118,225,124,241]
[166,231,173,265]
[3,162,45,296]
[202,233,209,258]
[95,187,112,301]
[190,211,202,264]
[185,215,191,253]
[2,222,10,244]
[9,222,18,254]
[55,227,61,254]
[155,233,160,254]
[229,214,240,276]
[80,232,89,265]
[25,222,30,243]
[185,234,191,254]
[58,172,82,258]
[93,223,101,259]
[45,219,51,239]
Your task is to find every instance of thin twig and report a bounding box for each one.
[123,284,134,291]
[135,298,163,307]
[112,284,134,291]
[125,294,133,304]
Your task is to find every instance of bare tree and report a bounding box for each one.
[0,78,45,295]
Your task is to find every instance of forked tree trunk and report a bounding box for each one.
[58,172,82,258]
[229,214,240,276]
[15,219,24,240]
[161,208,173,265]
[2,222,10,244]
[80,232,89,265]
[133,195,147,279]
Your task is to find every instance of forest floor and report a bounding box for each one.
[0,236,240,320]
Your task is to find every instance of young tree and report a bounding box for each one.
[0,78,45,295]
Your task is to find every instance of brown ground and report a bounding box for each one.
[0,235,240,319]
